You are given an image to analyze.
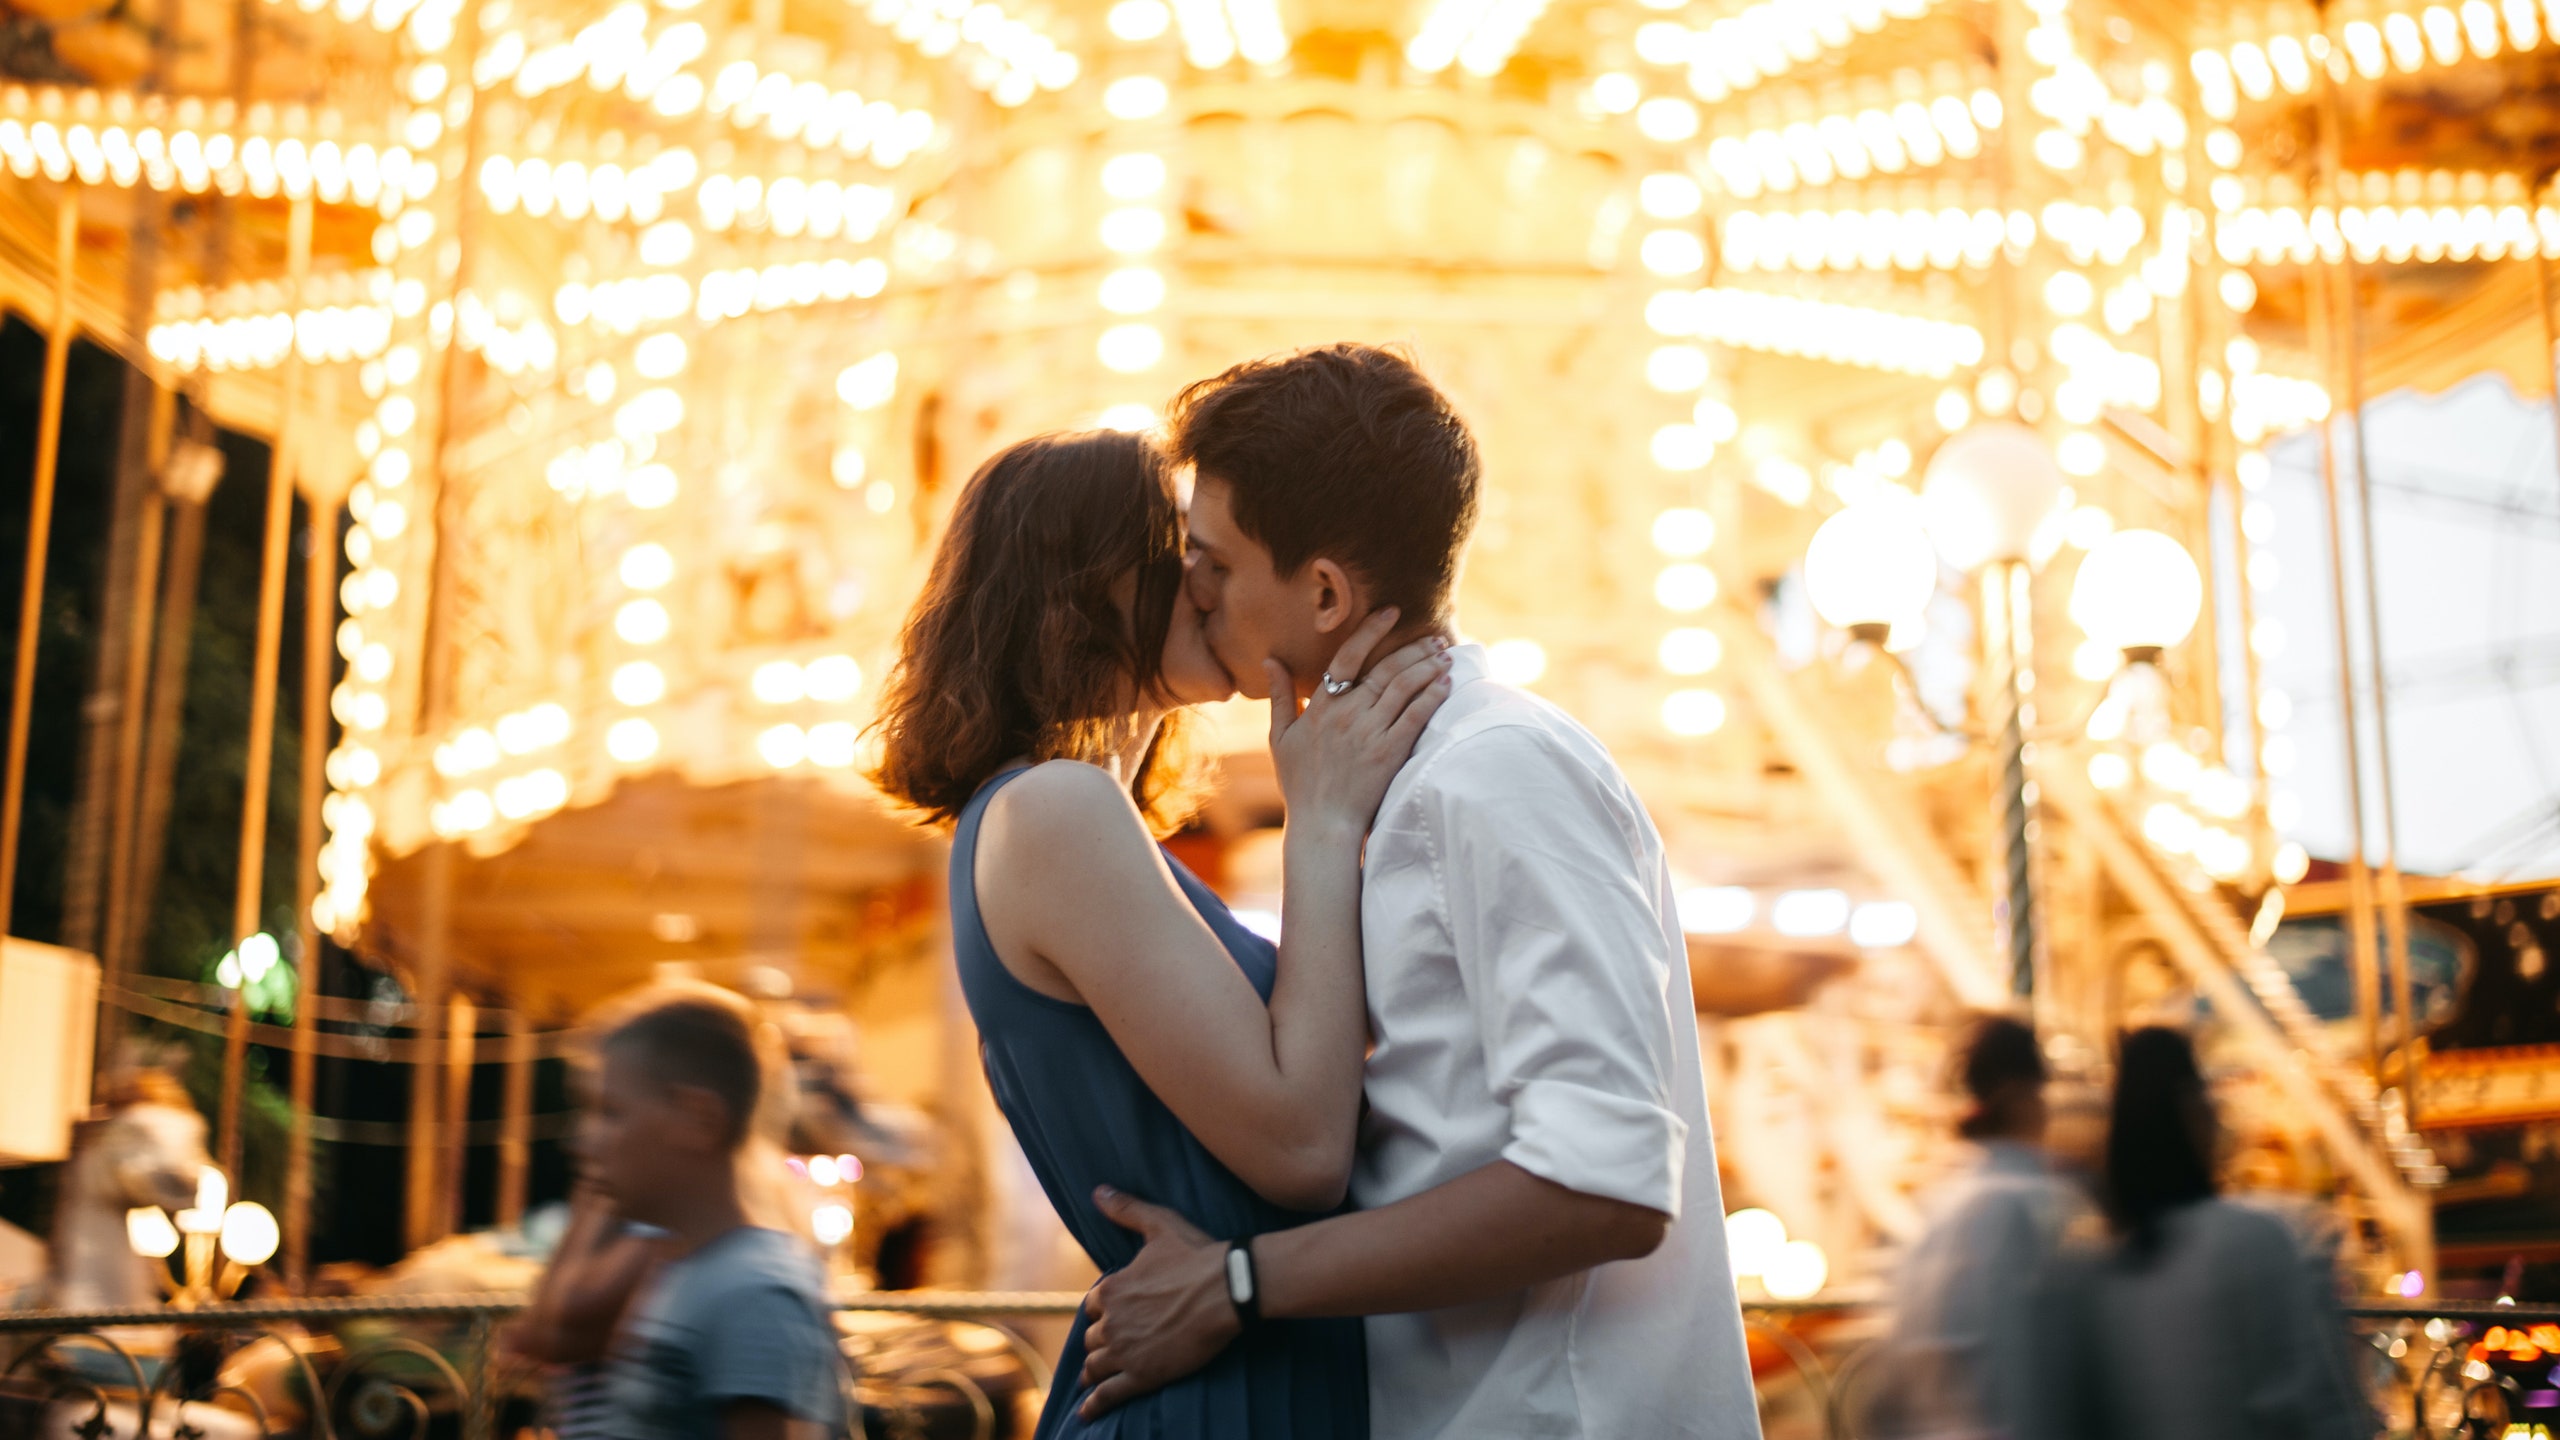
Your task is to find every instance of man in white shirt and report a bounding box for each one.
[1074,344,1761,1438]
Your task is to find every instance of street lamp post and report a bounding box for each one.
[1802,423,2207,1024]
[1919,423,2069,1004]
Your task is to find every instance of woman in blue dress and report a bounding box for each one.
[869,430,1451,1439]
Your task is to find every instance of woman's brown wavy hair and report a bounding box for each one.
[869,430,1202,832]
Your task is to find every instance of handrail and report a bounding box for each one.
[4,1290,2550,1440]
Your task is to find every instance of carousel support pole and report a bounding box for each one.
[439,992,476,1238]
[220,192,312,1179]
[285,486,339,1291]
[123,438,219,992]
[2337,229,2417,1124]
[496,1008,531,1230]
[2316,44,2417,1126]
[96,382,176,1075]
[403,843,452,1252]
[2306,69,2387,1097]
[2307,240,2386,1093]
[0,191,81,942]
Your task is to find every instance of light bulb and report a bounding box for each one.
[1802,490,1938,636]
[1920,422,2067,571]
[2070,528,2203,655]
[1761,1239,1829,1299]
[126,1207,180,1258]
[219,1201,280,1266]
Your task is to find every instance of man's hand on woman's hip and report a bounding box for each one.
[1076,1186,1241,1420]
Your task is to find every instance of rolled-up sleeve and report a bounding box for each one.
[1423,725,1690,1217]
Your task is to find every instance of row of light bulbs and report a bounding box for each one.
[474,151,684,223]
[2222,165,2536,208]
[1092,79,1173,389]
[1640,0,1940,103]
[1405,0,1557,78]
[860,0,1078,106]
[700,61,942,161]
[699,172,902,237]
[1650,285,1986,379]
[1153,0,1290,70]
[0,117,431,204]
[317,34,465,937]
[1699,87,1999,198]
[146,305,396,374]
[1719,205,2022,274]
[155,268,391,321]
[1626,154,1732,741]
[2191,0,2559,115]
[2215,203,2560,266]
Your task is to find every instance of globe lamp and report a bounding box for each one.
[2069,528,2203,663]
[1803,491,1938,643]
[219,1201,280,1266]
[1919,422,2068,572]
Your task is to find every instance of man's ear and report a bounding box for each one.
[665,1082,734,1152]
[1308,558,1361,638]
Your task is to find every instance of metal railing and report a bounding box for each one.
[0,1293,2551,1440]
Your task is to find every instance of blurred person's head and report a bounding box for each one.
[2103,1026,2220,1259]
[1955,1014,2049,1144]
[1169,344,1480,699]
[870,429,1225,832]
[581,990,765,1228]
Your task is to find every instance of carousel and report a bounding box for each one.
[4,0,2560,1427]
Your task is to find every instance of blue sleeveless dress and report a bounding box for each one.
[950,768,1369,1439]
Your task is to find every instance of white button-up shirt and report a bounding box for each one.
[1355,644,1762,1440]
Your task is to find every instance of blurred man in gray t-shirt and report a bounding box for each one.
[581,989,846,1440]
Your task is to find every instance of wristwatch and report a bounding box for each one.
[1223,1239,1261,1328]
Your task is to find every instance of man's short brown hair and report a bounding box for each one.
[1166,344,1480,621]
[601,990,764,1147]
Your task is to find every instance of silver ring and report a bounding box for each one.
[1320,672,1355,697]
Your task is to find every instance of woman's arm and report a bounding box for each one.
[508,1187,663,1364]
[976,614,1449,1212]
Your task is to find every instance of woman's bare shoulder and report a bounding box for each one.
[978,760,1152,871]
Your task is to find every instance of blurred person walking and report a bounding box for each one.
[1875,1016,2090,1439]
[581,991,848,1440]
[2043,1027,2366,1440]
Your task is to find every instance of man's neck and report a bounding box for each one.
[1306,617,1457,697]
[644,1165,753,1256]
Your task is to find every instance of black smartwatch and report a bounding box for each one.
[1223,1239,1262,1328]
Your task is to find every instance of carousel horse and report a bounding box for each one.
[2,1072,269,1440]
[46,1070,207,1313]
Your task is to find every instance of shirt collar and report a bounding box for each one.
[1976,1139,2051,1177]
[1446,641,1490,688]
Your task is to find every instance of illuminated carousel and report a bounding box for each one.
[7,0,2560,1320]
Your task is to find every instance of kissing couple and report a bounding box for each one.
[870,344,1762,1440]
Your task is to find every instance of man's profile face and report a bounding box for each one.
[1184,477,1326,699]
[577,1045,707,1224]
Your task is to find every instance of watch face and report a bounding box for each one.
[1226,1246,1254,1304]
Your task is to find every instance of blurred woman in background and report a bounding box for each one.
[2044,1027,2365,1440]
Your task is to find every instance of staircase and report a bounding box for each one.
[1717,609,2438,1271]
[2038,762,2440,1268]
